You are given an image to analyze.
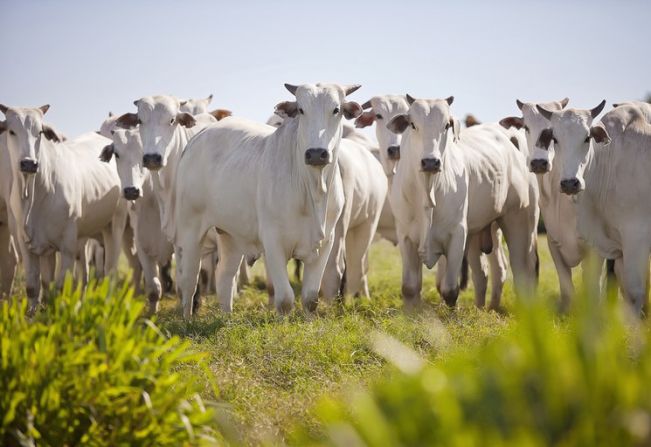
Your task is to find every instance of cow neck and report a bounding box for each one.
[285,118,342,250]
[24,135,57,225]
[157,126,189,241]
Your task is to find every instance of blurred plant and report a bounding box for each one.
[0,277,225,446]
[294,292,651,446]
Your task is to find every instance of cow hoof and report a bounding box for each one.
[442,288,459,307]
[276,299,294,315]
[403,297,422,313]
[148,294,160,315]
[192,293,202,314]
[302,298,318,313]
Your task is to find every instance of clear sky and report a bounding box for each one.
[1,0,649,138]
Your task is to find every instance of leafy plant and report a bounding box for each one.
[296,296,651,446]
[0,278,224,446]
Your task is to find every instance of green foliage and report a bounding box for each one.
[0,278,223,446]
[298,297,651,446]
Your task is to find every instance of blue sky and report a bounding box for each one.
[1,0,649,137]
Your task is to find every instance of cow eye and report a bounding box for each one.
[114,152,120,159]
[584,135,590,143]
[9,130,15,136]
[524,125,530,132]
[333,107,340,115]
[170,118,175,125]
[410,123,416,130]
[445,122,451,130]
[375,114,383,120]
[299,108,304,115]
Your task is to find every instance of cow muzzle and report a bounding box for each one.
[560,178,582,195]
[143,153,163,170]
[421,157,441,173]
[530,159,550,174]
[123,186,141,200]
[387,145,401,161]
[305,148,331,167]
[19,159,39,174]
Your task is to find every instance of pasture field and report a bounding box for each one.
[151,235,574,444]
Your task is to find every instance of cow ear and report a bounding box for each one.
[449,117,460,142]
[355,111,376,128]
[0,104,8,115]
[175,112,197,128]
[387,114,410,134]
[209,109,232,121]
[590,124,611,145]
[536,128,555,149]
[274,101,298,118]
[41,125,63,143]
[342,101,362,120]
[99,143,114,163]
[116,112,140,129]
[39,104,50,115]
[464,114,480,127]
[499,116,524,130]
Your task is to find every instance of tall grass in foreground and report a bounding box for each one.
[293,294,651,446]
[0,278,224,446]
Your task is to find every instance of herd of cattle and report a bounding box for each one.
[0,83,649,319]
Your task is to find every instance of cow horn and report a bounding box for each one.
[284,83,299,95]
[361,100,372,110]
[344,84,361,96]
[445,96,454,106]
[406,94,416,105]
[559,97,569,108]
[590,99,606,118]
[536,105,554,121]
[516,99,524,111]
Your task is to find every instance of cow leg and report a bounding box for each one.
[302,234,335,312]
[237,259,250,291]
[104,203,129,277]
[488,228,508,311]
[123,220,143,293]
[466,235,488,308]
[321,219,345,303]
[499,213,537,300]
[344,222,376,299]
[135,240,162,315]
[176,227,203,319]
[55,249,76,291]
[23,251,42,313]
[621,239,650,316]
[399,237,424,307]
[0,224,17,297]
[214,233,242,313]
[441,229,467,307]
[435,256,446,295]
[581,252,606,302]
[547,238,575,312]
[39,253,57,304]
[76,240,90,288]
[263,236,294,313]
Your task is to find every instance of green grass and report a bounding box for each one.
[147,236,575,445]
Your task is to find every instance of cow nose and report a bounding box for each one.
[305,148,330,167]
[530,159,550,174]
[387,145,401,160]
[19,159,38,174]
[560,178,582,195]
[421,157,441,173]
[143,153,163,170]
[123,186,141,200]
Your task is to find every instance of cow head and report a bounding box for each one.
[117,95,196,171]
[275,83,362,168]
[499,97,569,174]
[179,94,213,115]
[101,128,147,200]
[355,95,410,176]
[0,103,58,175]
[537,100,610,195]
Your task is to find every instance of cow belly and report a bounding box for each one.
[77,190,120,238]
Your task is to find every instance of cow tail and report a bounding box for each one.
[459,255,469,290]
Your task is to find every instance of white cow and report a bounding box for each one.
[180,94,233,121]
[99,128,175,313]
[0,124,18,297]
[536,101,651,313]
[498,98,592,310]
[320,134,388,300]
[0,104,128,310]
[356,95,509,309]
[172,83,361,317]
[387,95,538,307]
